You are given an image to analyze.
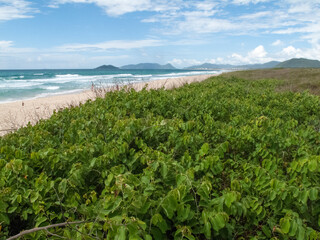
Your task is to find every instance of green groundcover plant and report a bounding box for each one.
[0,76,320,239]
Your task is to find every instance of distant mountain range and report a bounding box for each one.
[185,61,281,70]
[121,63,176,70]
[186,58,320,70]
[94,58,320,71]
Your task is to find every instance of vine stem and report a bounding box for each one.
[7,220,89,240]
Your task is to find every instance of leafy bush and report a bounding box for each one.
[1,76,320,239]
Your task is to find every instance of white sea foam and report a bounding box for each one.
[43,86,60,90]
[131,74,152,78]
[33,73,44,76]
[0,80,41,89]
[55,74,80,78]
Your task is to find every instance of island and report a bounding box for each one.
[94,65,120,70]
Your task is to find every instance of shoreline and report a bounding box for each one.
[0,74,218,136]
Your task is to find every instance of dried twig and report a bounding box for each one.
[7,220,89,240]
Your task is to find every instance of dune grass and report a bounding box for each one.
[222,68,320,95]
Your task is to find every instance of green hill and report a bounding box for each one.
[95,65,120,70]
[276,58,320,68]
[1,75,320,239]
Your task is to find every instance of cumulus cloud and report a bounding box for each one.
[248,45,267,58]
[281,46,301,56]
[228,45,273,64]
[0,0,35,21]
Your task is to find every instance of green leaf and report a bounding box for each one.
[297,225,305,240]
[16,194,22,204]
[289,220,298,237]
[210,213,226,232]
[105,173,114,187]
[231,179,240,191]
[224,192,237,208]
[161,195,177,219]
[308,159,318,172]
[116,226,126,240]
[151,214,163,225]
[280,218,291,234]
[0,213,10,225]
[30,191,39,203]
[7,206,17,213]
[261,225,271,238]
[199,143,209,156]
[204,221,211,239]
[309,188,318,201]
[300,190,309,204]
[144,235,152,240]
[58,179,67,193]
[161,162,168,179]
[0,201,8,212]
[35,216,47,227]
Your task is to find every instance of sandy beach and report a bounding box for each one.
[0,74,217,136]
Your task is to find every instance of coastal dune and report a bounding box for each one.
[0,74,217,136]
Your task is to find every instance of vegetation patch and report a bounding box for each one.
[222,68,320,95]
[1,76,320,239]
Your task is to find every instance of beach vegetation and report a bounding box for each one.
[1,75,320,239]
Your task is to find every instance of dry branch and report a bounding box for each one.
[7,220,89,240]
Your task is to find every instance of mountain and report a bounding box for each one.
[185,63,234,70]
[95,65,120,70]
[241,61,280,69]
[185,61,280,70]
[121,63,176,70]
[275,58,320,68]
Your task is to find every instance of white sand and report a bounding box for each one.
[0,74,217,136]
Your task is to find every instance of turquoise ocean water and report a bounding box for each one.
[0,69,223,103]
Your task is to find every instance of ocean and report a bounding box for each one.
[0,69,224,104]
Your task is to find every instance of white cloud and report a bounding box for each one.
[57,39,164,52]
[240,11,270,19]
[232,0,271,5]
[0,40,13,49]
[281,46,301,56]
[248,45,267,58]
[272,40,283,46]
[277,44,320,61]
[168,58,202,68]
[172,17,235,35]
[0,40,34,54]
[50,0,177,16]
[47,0,320,47]
[228,45,273,64]
[0,0,35,21]
[168,57,227,68]
[195,1,217,11]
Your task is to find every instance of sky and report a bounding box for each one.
[0,0,320,69]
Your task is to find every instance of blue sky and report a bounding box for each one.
[0,0,320,69]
